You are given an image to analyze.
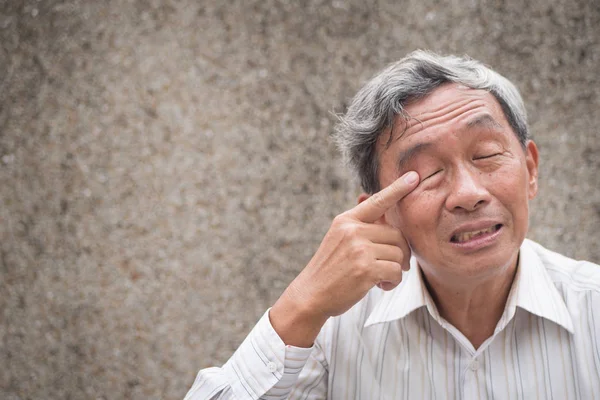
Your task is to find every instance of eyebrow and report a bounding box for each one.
[395,114,503,172]
[396,142,434,172]
[466,114,503,131]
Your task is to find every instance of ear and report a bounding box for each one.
[525,140,539,200]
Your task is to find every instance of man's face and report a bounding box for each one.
[378,84,539,286]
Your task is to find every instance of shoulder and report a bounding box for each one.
[524,239,600,336]
[524,238,600,293]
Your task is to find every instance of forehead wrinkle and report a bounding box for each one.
[387,87,507,175]
[393,114,504,174]
[400,99,489,139]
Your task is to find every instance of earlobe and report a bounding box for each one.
[528,177,538,200]
[357,193,370,205]
[525,140,539,199]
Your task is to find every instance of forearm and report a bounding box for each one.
[185,309,315,400]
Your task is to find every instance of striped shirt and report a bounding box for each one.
[185,239,600,399]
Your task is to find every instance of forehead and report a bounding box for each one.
[375,83,515,179]
[389,83,507,143]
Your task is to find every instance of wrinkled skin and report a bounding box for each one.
[378,84,539,292]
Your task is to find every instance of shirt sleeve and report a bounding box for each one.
[184,309,321,400]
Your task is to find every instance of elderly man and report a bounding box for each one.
[186,51,600,399]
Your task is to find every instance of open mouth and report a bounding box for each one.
[451,224,502,243]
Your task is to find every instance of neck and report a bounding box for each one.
[422,259,518,349]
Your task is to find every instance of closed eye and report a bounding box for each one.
[474,153,502,160]
[423,169,443,180]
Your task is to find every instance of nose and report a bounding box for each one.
[444,167,491,212]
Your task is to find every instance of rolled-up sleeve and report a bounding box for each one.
[184,309,318,400]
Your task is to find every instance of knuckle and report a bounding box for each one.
[337,221,360,239]
[403,247,412,264]
[332,213,348,227]
[350,241,370,259]
[370,192,386,210]
[351,245,374,272]
[387,246,405,264]
[345,223,360,237]
[333,212,347,221]
[399,249,408,264]
[390,261,403,276]
[377,262,402,284]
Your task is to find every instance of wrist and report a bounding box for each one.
[269,287,329,348]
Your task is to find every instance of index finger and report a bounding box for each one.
[351,171,420,223]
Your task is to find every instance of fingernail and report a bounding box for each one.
[404,171,418,184]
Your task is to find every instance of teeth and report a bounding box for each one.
[454,225,498,243]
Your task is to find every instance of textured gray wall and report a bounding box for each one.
[1,0,598,399]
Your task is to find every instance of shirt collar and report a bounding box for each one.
[500,238,574,333]
[364,239,574,333]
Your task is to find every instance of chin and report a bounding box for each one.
[417,243,518,283]
[456,246,519,277]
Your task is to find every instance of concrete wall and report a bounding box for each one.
[1,0,598,398]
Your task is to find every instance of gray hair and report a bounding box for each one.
[334,50,529,194]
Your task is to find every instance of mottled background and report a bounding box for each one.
[0,0,598,398]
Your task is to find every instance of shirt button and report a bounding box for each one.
[470,360,480,371]
[267,361,277,373]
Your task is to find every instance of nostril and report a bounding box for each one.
[473,199,486,209]
[444,181,492,212]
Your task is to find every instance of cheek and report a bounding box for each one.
[486,169,531,230]
[489,168,529,201]
[394,190,441,232]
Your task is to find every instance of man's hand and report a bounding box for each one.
[270,171,420,347]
